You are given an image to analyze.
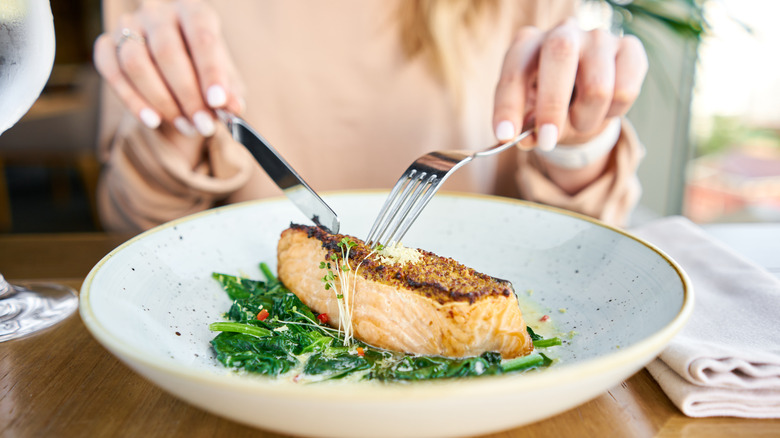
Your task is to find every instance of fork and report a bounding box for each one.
[365,120,536,248]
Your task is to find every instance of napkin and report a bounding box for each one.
[631,216,780,418]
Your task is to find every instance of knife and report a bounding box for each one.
[216,110,340,234]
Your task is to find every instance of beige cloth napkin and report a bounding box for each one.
[631,216,780,418]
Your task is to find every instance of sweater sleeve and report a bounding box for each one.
[97,114,254,232]
[514,118,645,227]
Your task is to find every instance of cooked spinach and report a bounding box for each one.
[527,325,563,348]
[209,263,557,383]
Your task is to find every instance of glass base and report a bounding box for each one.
[0,282,78,342]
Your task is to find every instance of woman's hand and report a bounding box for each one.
[94,0,244,144]
[493,18,647,151]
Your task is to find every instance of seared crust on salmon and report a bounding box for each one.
[277,224,533,359]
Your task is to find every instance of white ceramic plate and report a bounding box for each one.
[80,192,692,438]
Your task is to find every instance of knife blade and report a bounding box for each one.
[216,110,340,233]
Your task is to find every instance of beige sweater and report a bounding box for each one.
[97,0,643,232]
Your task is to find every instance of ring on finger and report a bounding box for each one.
[116,28,146,55]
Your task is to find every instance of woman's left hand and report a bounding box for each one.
[492,18,648,151]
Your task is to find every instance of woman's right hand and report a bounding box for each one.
[94,0,244,143]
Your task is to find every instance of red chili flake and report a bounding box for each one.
[356,347,365,357]
[317,313,329,324]
[257,309,269,321]
[540,315,550,322]
[292,374,301,383]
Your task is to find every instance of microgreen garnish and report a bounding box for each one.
[319,237,361,345]
[316,236,381,346]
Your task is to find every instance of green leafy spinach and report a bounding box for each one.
[209,263,558,383]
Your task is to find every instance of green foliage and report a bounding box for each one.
[208,263,560,383]
[695,116,780,157]
[605,0,709,41]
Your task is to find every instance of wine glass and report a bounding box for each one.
[0,0,78,342]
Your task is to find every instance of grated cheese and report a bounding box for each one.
[376,242,422,266]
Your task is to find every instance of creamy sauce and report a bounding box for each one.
[517,294,566,344]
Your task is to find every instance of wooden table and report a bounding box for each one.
[1,232,778,437]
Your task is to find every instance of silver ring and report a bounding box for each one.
[116,28,146,54]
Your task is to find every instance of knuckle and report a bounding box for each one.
[552,16,578,33]
[622,35,649,70]
[496,70,523,89]
[199,63,221,83]
[119,53,145,76]
[539,100,569,119]
[622,34,645,52]
[154,100,181,119]
[587,28,615,47]
[613,88,639,107]
[173,85,205,113]
[493,88,523,115]
[512,26,539,44]
[194,6,221,30]
[570,113,593,132]
[141,1,177,31]
[179,0,221,31]
[101,66,123,84]
[140,0,172,17]
[543,32,578,60]
[189,25,218,50]
[493,100,518,117]
[148,32,178,61]
[579,77,612,104]
[116,12,135,29]
[112,86,135,106]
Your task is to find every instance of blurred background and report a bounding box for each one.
[685,0,780,223]
[0,0,100,232]
[0,0,778,233]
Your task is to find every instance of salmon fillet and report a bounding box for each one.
[276,224,533,359]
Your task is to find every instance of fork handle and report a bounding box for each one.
[476,119,536,158]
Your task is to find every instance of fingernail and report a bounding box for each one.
[206,85,227,108]
[495,120,516,141]
[537,124,558,151]
[139,108,161,129]
[173,116,197,137]
[237,96,247,113]
[193,111,216,137]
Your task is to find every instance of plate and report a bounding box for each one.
[80,192,692,438]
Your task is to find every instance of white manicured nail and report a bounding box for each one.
[495,120,516,141]
[139,108,161,129]
[537,124,558,151]
[193,111,216,137]
[206,85,227,108]
[173,116,197,137]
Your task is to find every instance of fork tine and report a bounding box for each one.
[372,171,427,245]
[365,169,420,246]
[381,173,437,246]
[384,177,441,245]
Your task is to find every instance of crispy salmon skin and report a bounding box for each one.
[276,224,533,359]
